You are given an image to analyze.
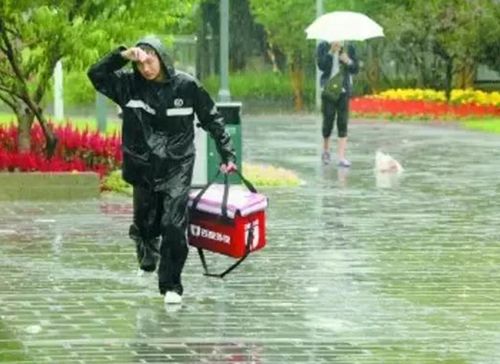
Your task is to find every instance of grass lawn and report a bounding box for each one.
[0,112,121,135]
[461,117,500,134]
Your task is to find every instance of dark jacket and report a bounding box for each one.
[87,36,235,190]
[316,41,359,96]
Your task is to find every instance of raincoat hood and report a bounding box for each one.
[135,35,175,80]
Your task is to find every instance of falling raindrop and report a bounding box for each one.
[34,219,56,223]
[24,325,42,334]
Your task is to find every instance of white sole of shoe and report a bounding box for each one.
[164,291,182,305]
[136,268,155,277]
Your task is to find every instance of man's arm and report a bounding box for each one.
[87,47,130,105]
[193,83,236,165]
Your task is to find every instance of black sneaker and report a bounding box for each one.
[140,243,158,272]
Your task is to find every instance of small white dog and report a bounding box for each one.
[375,150,403,173]
[374,151,403,188]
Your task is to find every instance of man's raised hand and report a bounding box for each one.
[121,47,149,63]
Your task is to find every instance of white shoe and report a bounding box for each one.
[338,158,351,168]
[137,268,155,277]
[164,291,182,304]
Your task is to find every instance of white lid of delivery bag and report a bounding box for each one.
[189,184,267,219]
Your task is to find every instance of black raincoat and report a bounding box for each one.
[88,35,235,190]
[87,36,235,295]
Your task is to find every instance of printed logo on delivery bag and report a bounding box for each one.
[245,220,260,249]
[190,224,231,244]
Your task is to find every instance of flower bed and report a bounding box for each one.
[0,123,121,177]
[374,88,500,106]
[2,122,302,196]
[351,88,500,119]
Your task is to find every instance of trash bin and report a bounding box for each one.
[192,102,243,186]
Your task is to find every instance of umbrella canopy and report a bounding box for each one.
[305,11,384,42]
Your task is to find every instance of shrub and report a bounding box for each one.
[203,71,315,103]
[243,162,302,187]
[102,170,132,195]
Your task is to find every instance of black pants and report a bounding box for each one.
[129,157,194,295]
[321,92,349,138]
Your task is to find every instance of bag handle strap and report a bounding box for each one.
[235,169,257,193]
[191,168,257,219]
[191,170,220,211]
[197,219,256,278]
[221,173,229,218]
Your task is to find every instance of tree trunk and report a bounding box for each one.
[200,1,220,76]
[196,3,215,80]
[198,0,266,75]
[16,106,34,153]
[454,62,475,89]
[0,17,57,158]
[289,55,304,111]
[19,95,58,158]
[229,0,266,71]
[33,107,57,158]
[366,43,380,93]
[445,58,453,102]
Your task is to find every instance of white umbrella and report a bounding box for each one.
[305,11,384,42]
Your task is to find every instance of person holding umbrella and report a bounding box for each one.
[317,40,359,167]
[306,11,383,167]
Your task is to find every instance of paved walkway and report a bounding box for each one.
[1,115,499,363]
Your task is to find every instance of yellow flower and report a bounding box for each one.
[375,88,500,107]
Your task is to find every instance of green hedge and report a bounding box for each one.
[203,71,314,102]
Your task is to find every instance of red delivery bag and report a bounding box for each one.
[188,171,268,278]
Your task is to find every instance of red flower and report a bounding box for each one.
[351,98,500,119]
[0,122,123,179]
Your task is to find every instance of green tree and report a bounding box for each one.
[249,0,315,111]
[0,0,194,156]
[382,0,500,99]
[477,2,500,73]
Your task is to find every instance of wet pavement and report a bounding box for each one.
[1,115,499,363]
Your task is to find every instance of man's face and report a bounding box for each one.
[137,50,163,81]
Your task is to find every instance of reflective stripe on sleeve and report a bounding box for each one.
[125,99,156,115]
